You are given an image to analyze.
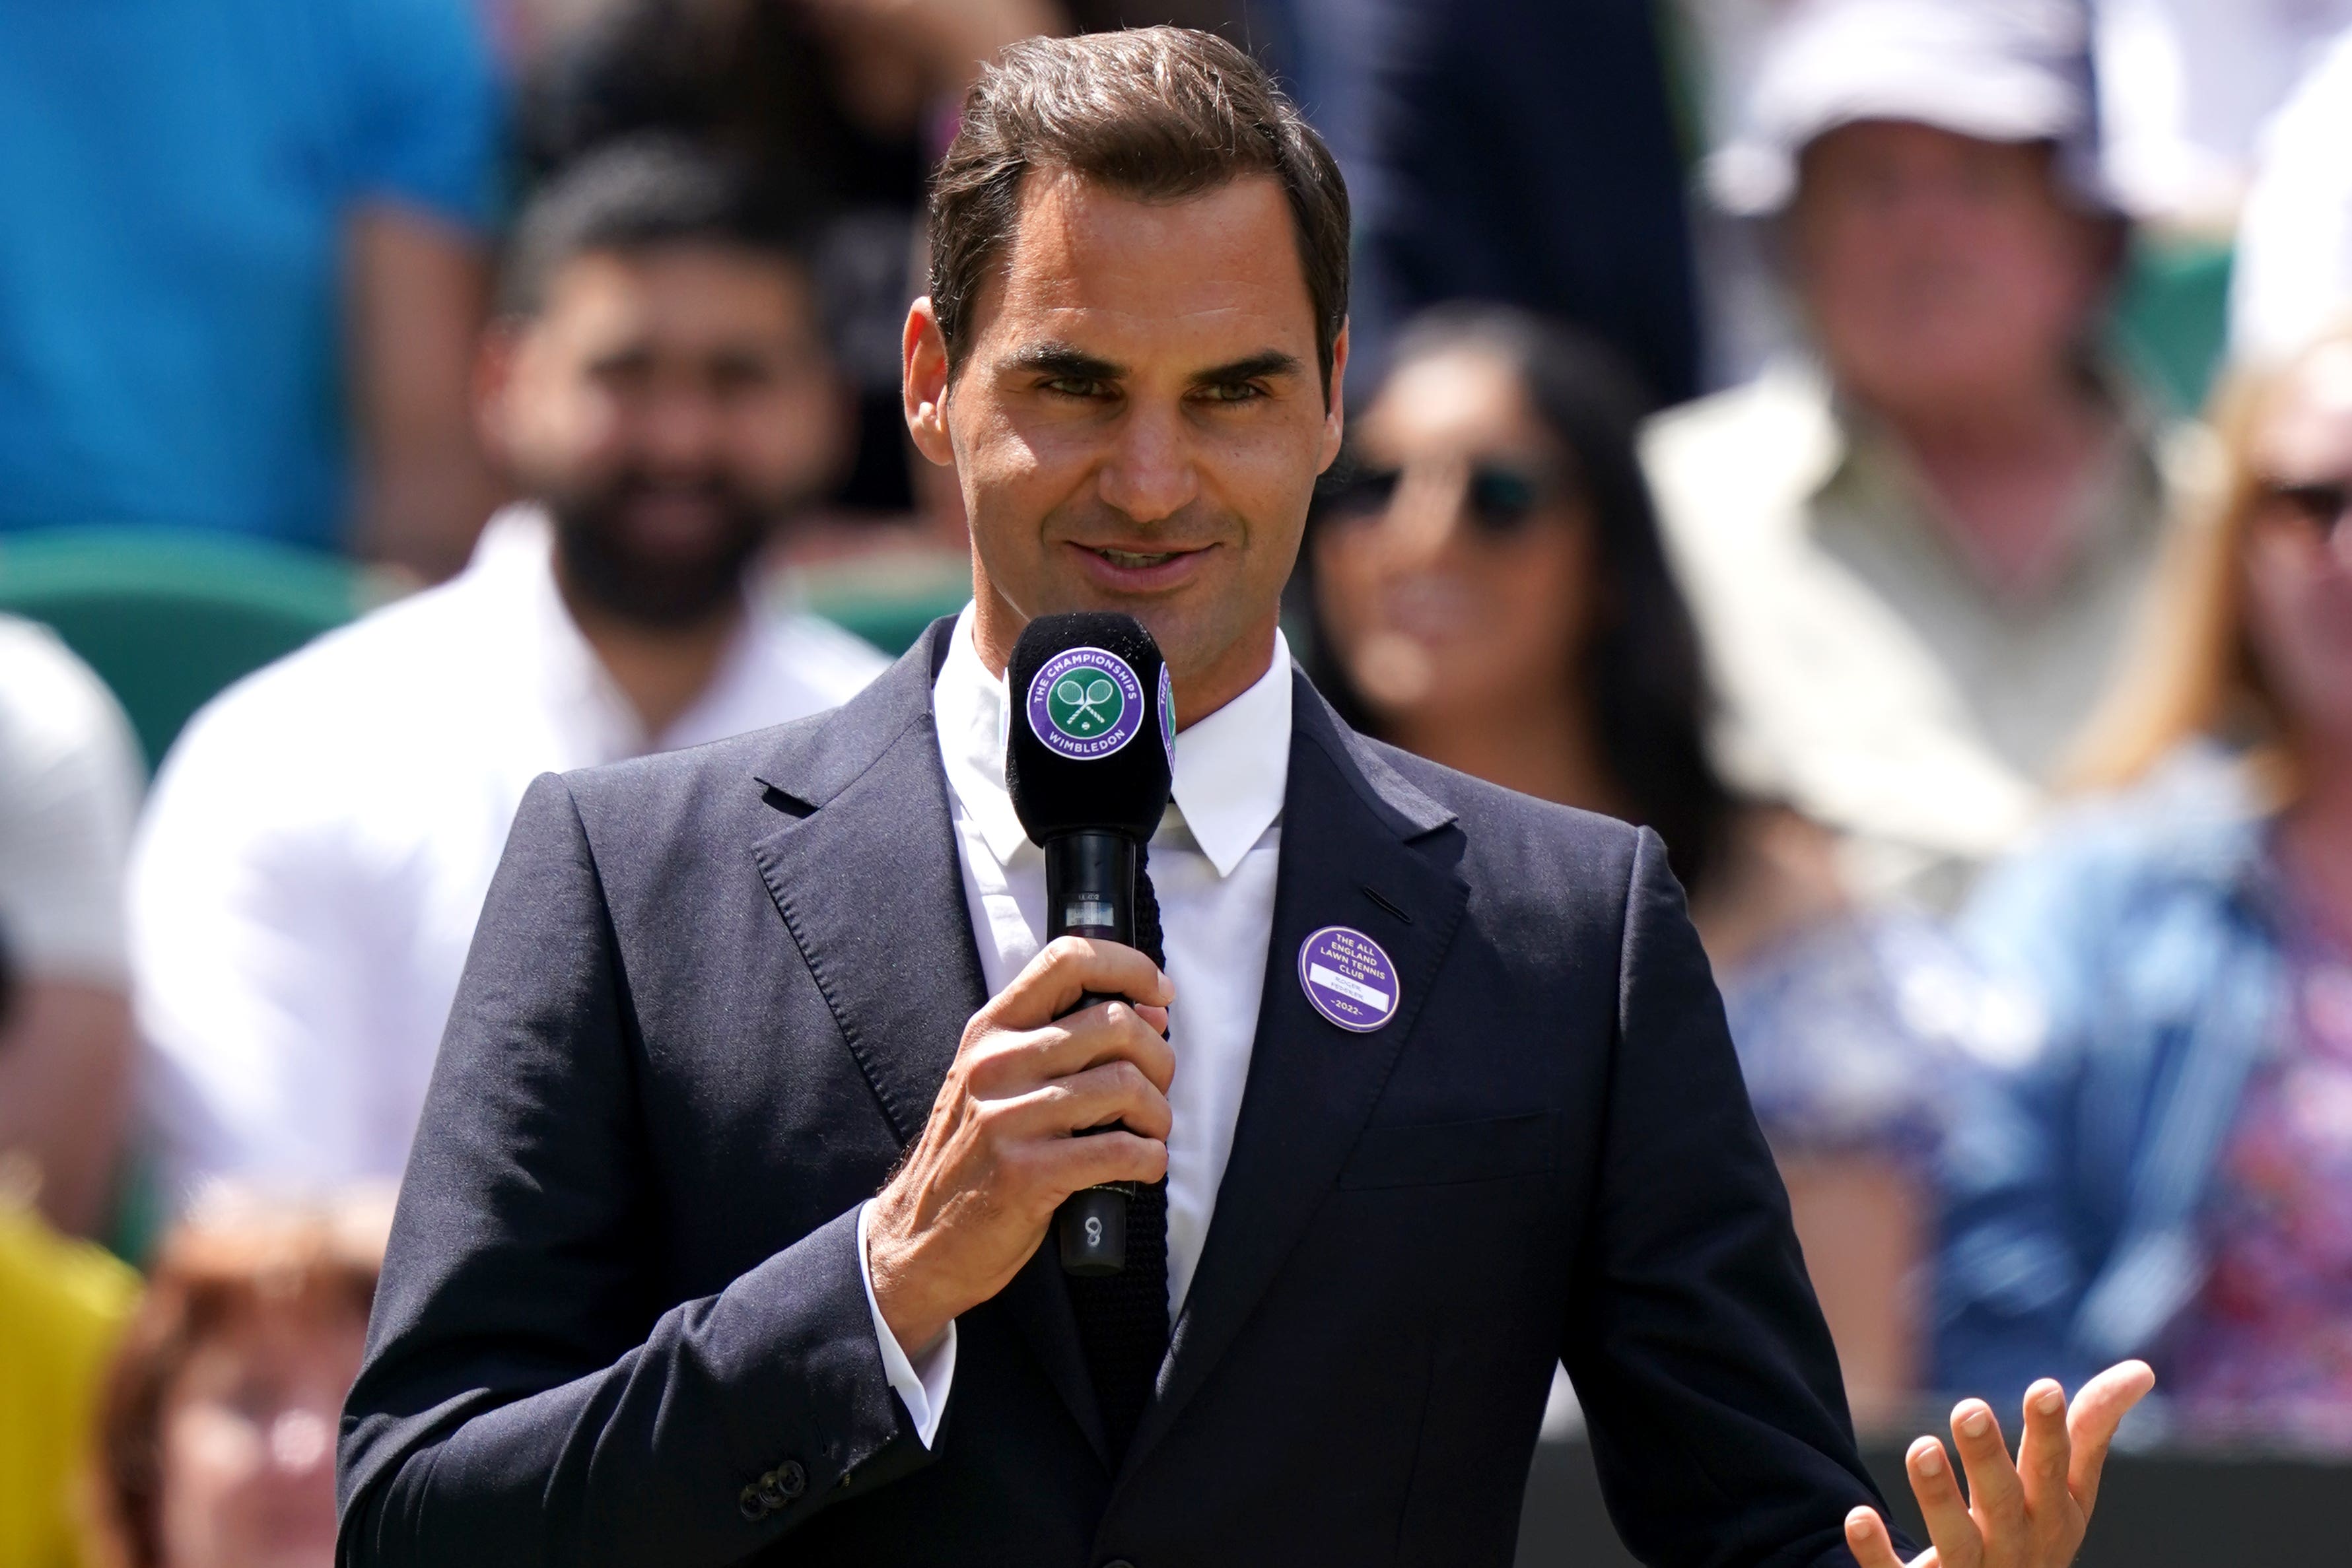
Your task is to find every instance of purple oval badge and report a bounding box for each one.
[1298,925,1399,1033]
[1025,646,1146,761]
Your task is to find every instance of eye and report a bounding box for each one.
[588,353,654,392]
[1043,377,1111,399]
[2274,481,2351,535]
[709,357,775,395]
[1196,381,1266,404]
[1317,467,1401,522]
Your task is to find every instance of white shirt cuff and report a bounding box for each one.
[856,1199,957,1449]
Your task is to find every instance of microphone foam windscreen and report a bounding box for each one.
[1006,611,1175,844]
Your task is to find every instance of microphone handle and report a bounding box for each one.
[1044,831,1142,1277]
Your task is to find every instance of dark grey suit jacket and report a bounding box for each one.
[338,619,1890,1566]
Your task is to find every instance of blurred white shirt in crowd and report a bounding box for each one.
[2096,0,2352,223]
[2231,27,2352,363]
[1644,361,2193,906]
[0,617,141,988]
[127,506,887,1201]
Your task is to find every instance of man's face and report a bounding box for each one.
[905,170,1346,719]
[490,246,847,627]
[1792,121,2113,419]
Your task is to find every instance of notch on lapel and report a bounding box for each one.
[746,621,1112,1464]
[1123,678,1469,1473]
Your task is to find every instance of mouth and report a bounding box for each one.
[1066,540,1216,591]
[613,483,740,555]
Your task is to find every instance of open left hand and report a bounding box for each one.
[1844,1361,2156,1568]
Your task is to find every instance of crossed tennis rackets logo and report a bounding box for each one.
[1050,674,1121,736]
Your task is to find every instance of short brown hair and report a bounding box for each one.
[927,27,1350,397]
[92,1194,388,1568]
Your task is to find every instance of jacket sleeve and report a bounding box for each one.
[1560,828,1899,1568]
[337,772,928,1566]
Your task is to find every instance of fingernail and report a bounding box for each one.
[1960,1408,1991,1438]
[1915,1445,1945,1477]
[2037,1387,2065,1415]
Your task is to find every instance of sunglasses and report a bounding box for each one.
[2256,475,2352,537]
[1321,461,1556,537]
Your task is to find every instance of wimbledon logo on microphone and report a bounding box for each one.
[1027,647,1146,761]
[1158,663,1176,770]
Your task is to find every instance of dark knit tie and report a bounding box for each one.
[1062,846,1172,1461]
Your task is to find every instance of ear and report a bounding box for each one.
[903,296,957,469]
[1317,319,1351,475]
[473,318,526,468]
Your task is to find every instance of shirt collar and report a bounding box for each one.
[1781,351,2170,504]
[471,501,817,763]
[932,601,1291,877]
[1795,353,2173,601]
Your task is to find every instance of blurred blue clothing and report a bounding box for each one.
[0,0,500,549]
[1935,747,2283,1406]
[1722,906,2035,1169]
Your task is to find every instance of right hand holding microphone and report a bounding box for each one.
[866,936,1175,1357]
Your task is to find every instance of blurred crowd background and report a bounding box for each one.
[6,0,2352,1562]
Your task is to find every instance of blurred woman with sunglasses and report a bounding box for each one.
[1299,304,2023,1419]
[1938,324,2352,1443]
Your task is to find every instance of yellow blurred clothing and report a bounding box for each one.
[0,1198,140,1568]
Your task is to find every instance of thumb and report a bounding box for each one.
[2065,1359,2155,1513]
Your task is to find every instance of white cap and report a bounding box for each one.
[1709,0,2114,217]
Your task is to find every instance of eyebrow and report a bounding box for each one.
[1005,342,1124,380]
[1193,350,1303,386]
[1000,342,1305,387]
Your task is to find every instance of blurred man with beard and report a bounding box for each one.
[126,141,887,1201]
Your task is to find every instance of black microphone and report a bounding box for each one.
[1005,611,1175,1276]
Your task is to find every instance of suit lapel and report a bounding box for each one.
[750,631,981,1145]
[1123,679,1469,1473]
[748,621,1111,1463]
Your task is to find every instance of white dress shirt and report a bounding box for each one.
[128,506,887,1200]
[860,603,1292,1447]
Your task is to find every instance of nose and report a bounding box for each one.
[1376,464,1473,565]
[2324,485,2352,547]
[1095,403,1198,526]
[636,384,729,475]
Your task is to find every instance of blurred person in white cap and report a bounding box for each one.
[1645,0,2204,907]
[125,141,887,1204]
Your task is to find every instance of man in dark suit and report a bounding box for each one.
[339,26,2149,1568]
